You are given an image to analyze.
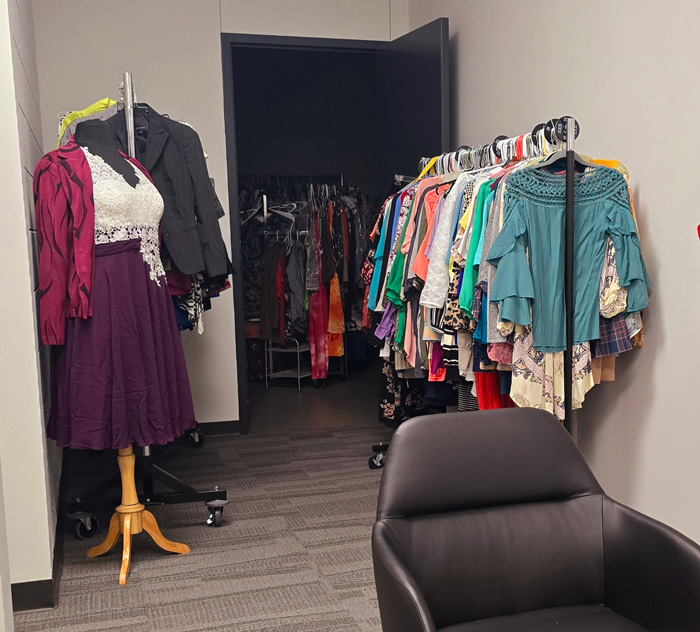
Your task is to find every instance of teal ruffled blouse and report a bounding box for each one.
[486,166,650,352]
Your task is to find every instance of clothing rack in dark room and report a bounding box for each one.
[239,173,345,186]
[370,116,581,469]
[265,229,309,237]
[67,72,228,539]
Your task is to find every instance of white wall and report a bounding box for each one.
[33,0,238,425]
[409,0,700,541]
[0,0,59,586]
[221,0,397,39]
[33,0,408,424]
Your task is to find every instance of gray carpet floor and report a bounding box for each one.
[14,422,393,631]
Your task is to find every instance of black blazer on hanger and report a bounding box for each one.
[89,107,232,278]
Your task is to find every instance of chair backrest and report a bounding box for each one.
[376,409,606,627]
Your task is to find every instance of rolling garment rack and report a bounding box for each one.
[370,116,581,469]
[239,173,345,186]
[263,229,312,391]
[68,74,229,566]
[247,176,350,389]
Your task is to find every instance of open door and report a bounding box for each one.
[376,17,450,191]
[222,23,450,434]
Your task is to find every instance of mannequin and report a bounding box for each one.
[36,119,197,584]
[74,119,139,186]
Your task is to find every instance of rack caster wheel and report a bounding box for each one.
[188,430,205,448]
[206,499,229,527]
[369,442,388,470]
[68,512,100,540]
[368,453,385,470]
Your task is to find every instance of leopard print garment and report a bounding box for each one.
[442,263,470,332]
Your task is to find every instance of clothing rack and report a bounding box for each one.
[240,173,345,186]
[265,230,308,240]
[370,116,581,469]
[419,118,563,175]
[69,73,228,569]
[395,120,562,186]
[423,116,577,433]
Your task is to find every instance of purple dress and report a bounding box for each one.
[48,147,196,450]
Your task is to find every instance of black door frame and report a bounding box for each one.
[220,25,449,434]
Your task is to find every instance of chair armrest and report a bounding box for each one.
[372,520,436,632]
[603,497,700,631]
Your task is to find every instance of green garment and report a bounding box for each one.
[386,195,417,348]
[395,305,407,348]
[487,167,650,352]
[386,195,417,306]
[459,179,496,317]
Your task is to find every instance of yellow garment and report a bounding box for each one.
[599,238,628,318]
[591,158,637,221]
[510,325,594,421]
[57,98,117,147]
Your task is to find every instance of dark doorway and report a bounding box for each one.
[221,20,449,434]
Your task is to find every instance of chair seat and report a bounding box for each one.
[439,604,649,632]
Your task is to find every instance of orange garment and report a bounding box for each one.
[362,285,372,329]
[592,356,616,384]
[328,274,345,357]
[245,320,261,339]
[631,326,644,348]
[412,184,450,281]
[404,302,417,367]
[329,334,344,356]
[401,175,442,254]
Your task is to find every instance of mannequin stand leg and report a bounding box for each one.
[88,447,190,585]
[142,510,190,553]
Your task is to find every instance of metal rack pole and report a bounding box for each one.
[563,116,575,434]
[123,71,136,158]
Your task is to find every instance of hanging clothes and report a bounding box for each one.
[309,283,330,380]
[35,130,196,450]
[239,179,379,382]
[286,240,308,333]
[61,99,233,338]
[260,243,286,340]
[328,274,346,357]
[487,167,650,352]
[57,97,118,147]
[379,359,429,429]
[363,143,650,423]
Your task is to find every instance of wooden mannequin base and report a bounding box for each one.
[87,447,190,585]
[87,507,190,585]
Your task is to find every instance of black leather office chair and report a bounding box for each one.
[372,408,700,631]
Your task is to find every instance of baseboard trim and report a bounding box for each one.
[12,451,66,612]
[11,579,54,612]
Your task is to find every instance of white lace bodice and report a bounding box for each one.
[82,147,166,283]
